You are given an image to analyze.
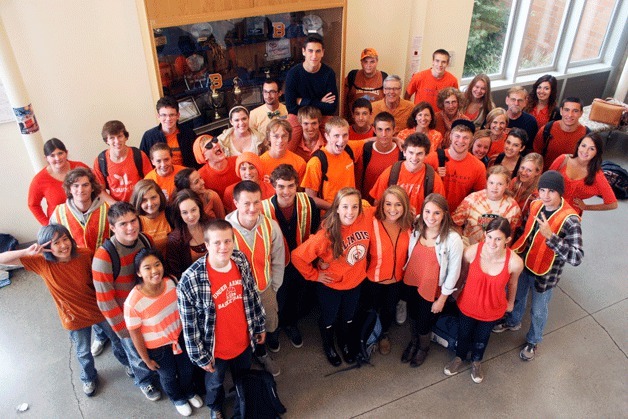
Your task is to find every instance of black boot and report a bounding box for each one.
[338,321,356,364]
[321,326,341,367]
[402,319,419,363]
[410,334,432,368]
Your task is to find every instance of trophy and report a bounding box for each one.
[233,77,242,105]
[210,86,224,120]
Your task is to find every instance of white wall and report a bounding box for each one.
[0,0,474,242]
[0,0,156,242]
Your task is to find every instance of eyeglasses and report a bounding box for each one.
[159,113,178,119]
[383,87,401,91]
[263,90,279,95]
[204,137,219,150]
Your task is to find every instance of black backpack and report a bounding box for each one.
[312,147,355,197]
[602,160,628,200]
[387,161,436,197]
[235,369,286,419]
[355,309,382,365]
[101,233,151,279]
[97,147,145,190]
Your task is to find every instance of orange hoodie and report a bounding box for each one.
[291,211,372,290]
[223,152,275,212]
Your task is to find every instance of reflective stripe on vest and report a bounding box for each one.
[371,218,384,282]
[233,216,273,291]
[512,199,579,276]
[55,203,109,251]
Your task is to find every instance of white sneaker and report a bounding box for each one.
[91,339,106,356]
[396,300,407,325]
[83,380,97,397]
[175,402,192,416]
[188,394,204,408]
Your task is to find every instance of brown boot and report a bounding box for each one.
[410,334,431,367]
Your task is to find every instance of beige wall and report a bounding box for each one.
[0,0,473,242]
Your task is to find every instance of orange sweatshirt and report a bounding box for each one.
[291,212,372,290]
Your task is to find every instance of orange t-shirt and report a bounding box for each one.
[20,248,104,330]
[140,212,171,257]
[406,69,459,111]
[93,148,153,202]
[291,212,372,290]
[425,150,487,212]
[166,129,184,166]
[370,99,415,134]
[144,165,186,201]
[349,126,375,141]
[259,150,307,181]
[301,148,355,204]
[198,157,240,197]
[533,123,588,171]
[359,144,401,200]
[488,131,510,158]
[209,260,250,360]
[370,163,445,213]
[397,128,443,151]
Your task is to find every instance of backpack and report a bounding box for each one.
[387,161,436,197]
[312,147,355,197]
[362,141,404,181]
[602,160,628,200]
[431,314,458,352]
[97,147,145,190]
[347,70,388,92]
[101,233,151,279]
[541,121,591,158]
[355,309,382,365]
[235,369,287,419]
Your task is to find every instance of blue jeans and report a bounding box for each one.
[120,336,156,387]
[456,312,495,362]
[92,323,109,342]
[69,320,128,383]
[147,334,195,405]
[504,269,554,345]
[205,346,251,413]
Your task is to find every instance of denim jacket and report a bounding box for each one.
[405,229,464,296]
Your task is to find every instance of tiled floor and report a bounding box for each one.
[1,139,626,418]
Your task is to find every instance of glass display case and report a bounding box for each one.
[153,7,343,136]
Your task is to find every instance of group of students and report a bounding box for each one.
[13,34,619,418]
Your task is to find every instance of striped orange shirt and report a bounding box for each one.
[124,278,183,352]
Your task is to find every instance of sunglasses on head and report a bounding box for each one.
[204,137,219,150]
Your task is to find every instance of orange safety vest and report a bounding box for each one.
[261,193,313,264]
[232,216,274,291]
[511,198,579,276]
[54,203,109,251]
[368,218,410,283]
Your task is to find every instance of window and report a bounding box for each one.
[462,0,514,78]
[462,0,625,83]
[519,0,568,70]
[569,0,618,63]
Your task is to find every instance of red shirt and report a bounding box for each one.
[457,243,512,322]
[198,157,240,197]
[209,260,250,360]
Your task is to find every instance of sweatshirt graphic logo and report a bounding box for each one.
[343,231,369,266]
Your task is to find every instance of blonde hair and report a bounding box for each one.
[375,186,414,230]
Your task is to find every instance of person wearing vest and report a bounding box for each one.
[225,180,285,377]
[50,167,109,252]
[493,171,583,361]
[50,167,112,357]
[262,164,320,350]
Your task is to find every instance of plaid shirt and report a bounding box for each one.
[176,250,265,368]
[517,203,584,292]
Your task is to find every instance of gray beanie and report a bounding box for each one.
[538,170,564,195]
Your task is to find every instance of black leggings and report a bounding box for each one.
[404,283,440,335]
[316,283,361,328]
[456,312,496,362]
[360,281,400,334]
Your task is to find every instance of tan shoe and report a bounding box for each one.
[379,335,391,355]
